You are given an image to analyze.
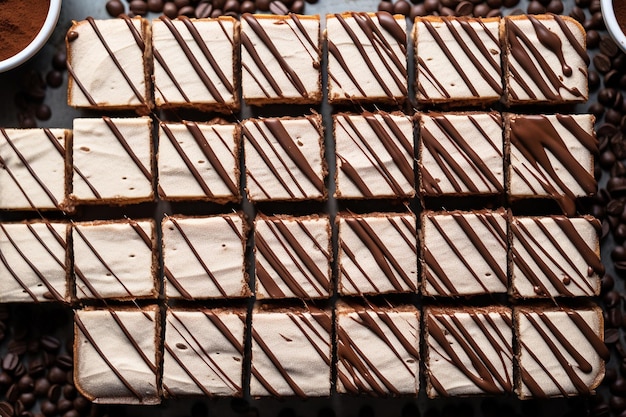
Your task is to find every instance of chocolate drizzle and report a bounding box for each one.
[427,308,513,396]
[420,113,503,195]
[340,214,417,294]
[417,18,502,102]
[255,216,330,299]
[335,112,414,198]
[505,15,586,102]
[328,12,407,102]
[509,114,597,216]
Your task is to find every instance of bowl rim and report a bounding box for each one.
[601,0,626,53]
[0,0,63,73]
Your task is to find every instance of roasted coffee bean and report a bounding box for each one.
[503,0,519,6]
[599,88,618,106]
[195,1,213,17]
[604,69,621,88]
[35,104,51,121]
[72,396,90,413]
[590,0,601,12]
[486,8,501,17]
[569,6,585,23]
[211,8,223,17]
[106,0,125,16]
[0,402,13,417]
[269,0,289,14]
[588,102,605,118]
[179,5,196,15]
[587,30,600,49]
[175,0,190,7]
[34,378,50,397]
[56,355,72,371]
[612,244,626,261]
[600,150,616,169]
[62,411,80,417]
[610,308,623,328]
[52,50,67,71]
[2,353,19,373]
[600,35,620,57]
[611,396,626,412]
[19,392,36,409]
[594,53,612,73]
[456,1,474,15]
[163,2,179,18]
[602,273,616,293]
[441,0,460,7]
[62,384,76,400]
[47,384,61,402]
[18,374,34,392]
[6,383,19,402]
[46,70,63,88]
[148,0,164,12]
[129,0,148,15]
[241,0,256,12]
[410,4,426,18]
[438,6,454,15]
[527,0,546,13]
[57,399,73,414]
[424,0,439,12]
[40,400,56,417]
[546,0,563,13]
[256,0,270,10]
[614,378,626,396]
[486,0,502,7]
[378,0,394,12]
[473,3,490,16]
[393,0,411,15]
[588,70,601,91]
[606,109,623,126]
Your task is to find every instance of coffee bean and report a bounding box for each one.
[269,0,288,14]
[55,355,72,371]
[57,399,72,414]
[546,0,563,13]
[455,1,474,15]
[46,70,63,88]
[19,392,36,409]
[569,6,585,23]
[486,9,501,17]
[175,0,190,7]
[18,374,34,392]
[410,4,426,18]
[256,0,270,10]
[35,104,51,121]
[607,109,623,126]
[527,0,546,13]
[241,0,256,13]
[393,0,411,15]
[48,367,66,385]
[195,1,213,17]
[590,0,601,12]
[129,0,148,15]
[72,396,90,413]
[486,0,501,7]
[34,378,50,397]
[2,353,19,373]
[378,0,394,12]
[600,151,616,169]
[473,3,490,16]
[424,0,439,12]
[6,384,19,402]
[611,396,626,413]
[148,0,164,12]
[441,0,460,7]
[211,8,223,17]
[502,0,519,6]
[163,2,179,18]
[594,53,612,73]
[586,30,600,49]
[47,384,61,402]
[588,102,605,118]
[612,244,626,261]
[179,5,196,15]
[0,402,13,417]
[601,36,620,58]
[599,88,618,106]
[106,0,125,16]
[63,411,80,417]
[40,400,56,417]
[439,6,455,15]
[602,273,615,293]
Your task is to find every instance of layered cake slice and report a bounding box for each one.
[67,17,151,114]
[511,215,602,298]
[425,306,514,397]
[74,306,161,404]
[334,111,415,199]
[255,214,331,299]
[515,305,608,399]
[70,117,154,205]
[152,16,239,112]
[73,219,157,301]
[250,305,332,397]
[338,212,417,295]
[0,221,69,303]
[421,210,508,297]
[414,17,503,105]
[0,128,69,211]
[162,214,248,300]
[507,114,597,216]
[241,14,321,105]
[336,302,420,395]
[326,12,408,104]
[502,15,589,105]
[162,308,245,397]
[419,112,504,196]
[243,115,326,201]
[158,121,240,203]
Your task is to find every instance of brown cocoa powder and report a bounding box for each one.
[615,0,626,37]
[0,0,50,61]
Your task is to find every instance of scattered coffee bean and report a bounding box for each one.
[456,1,474,15]
[33,378,50,397]
[106,0,125,16]
[587,30,601,49]
[594,53,612,73]
[148,0,165,12]
[527,0,546,13]
[39,400,56,417]
[0,402,13,417]
[269,0,289,14]
[2,353,19,373]
[195,1,213,17]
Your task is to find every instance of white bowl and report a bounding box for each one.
[601,0,626,53]
[0,0,63,73]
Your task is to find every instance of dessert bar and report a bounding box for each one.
[152,16,239,112]
[338,212,417,295]
[67,16,151,113]
[73,219,158,301]
[334,111,415,199]
[157,120,240,203]
[254,214,331,299]
[241,13,321,105]
[414,17,503,106]
[162,214,248,300]
[326,12,408,104]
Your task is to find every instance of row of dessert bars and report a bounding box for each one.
[0,209,601,303]
[66,12,588,112]
[0,112,596,216]
[73,303,607,403]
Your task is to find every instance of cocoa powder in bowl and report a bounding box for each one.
[615,0,626,36]
[0,0,51,61]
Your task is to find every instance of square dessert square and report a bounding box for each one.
[70,117,154,205]
[243,115,326,201]
[0,128,69,211]
[74,306,161,404]
[158,121,240,203]
[419,112,504,196]
[503,15,588,105]
[507,114,597,216]
[326,12,408,104]
[162,214,248,300]
[336,302,419,395]
[334,111,414,199]
[152,16,239,112]
[73,219,157,301]
[425,306,514,397]
[511,215,602,298]
[67,17,151,113]
[250,305,332,397]
[0,221,69,303]
[241,14,321,105]
[515,305,608,399]
[421,210,508,297]
[255,214,331,299]
[162,308,245,397]
[338,212,417,295]
[414,17,503,105]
